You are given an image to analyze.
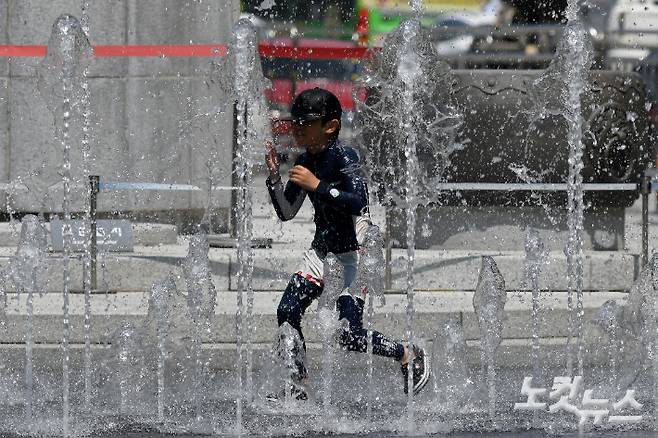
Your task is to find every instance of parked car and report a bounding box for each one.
[428,0,507,55]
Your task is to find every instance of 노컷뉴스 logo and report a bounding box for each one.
[514,376,644,426]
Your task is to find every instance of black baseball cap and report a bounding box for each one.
[283,88,342,124]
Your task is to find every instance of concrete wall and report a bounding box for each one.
[1,0,240,230]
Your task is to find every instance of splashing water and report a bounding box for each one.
[80,1,90,36]
[357,17,462,430]
[351,225,386,419]
[561,5,593,378]
[589,254,658,397]
[400,20,421,429]
[37,14,92,436]
[6,216,48,428]
[37,15,92,114]
[508,164,560,227]
[115,321,141,415]
[216,19,270,429]
[652,256,658,423]
[352,225,386,307]
[182,234,217,422]
[317,254,344,420]
[526,0,593,377]
[431,318,471,411]
[275,321,306,394]
[593,299,624,392]
[147,275,178,422]
[78,3,94,410]
[409,0,423,17]
[473,256,507,419]
[357,22,462,208]
[524,228,549,382]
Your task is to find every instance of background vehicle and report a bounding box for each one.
[260,38,364,154]
[242,0,493,45]
[608,0,658,58]
[357,0,488,45]
[430,1,501,55]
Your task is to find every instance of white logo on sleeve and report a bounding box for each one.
[329,188,340,198]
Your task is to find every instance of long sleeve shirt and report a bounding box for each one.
[266,139,369,257]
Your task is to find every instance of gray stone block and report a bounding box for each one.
[4,1,238,221]
[132,223,177,246]
[6,0,239,77]
[8,0,84,44]
[0,289,621,344]
[87,78,130,180]
[121,77,232,210]
[8,77,64,206]
[0,1,7,76]
[98,253,230,292]
[205,290,626,345]
[243,248,638,292]
[464,337,609,369]
[185,80,234,205]
[0,337,613,376]
[0,255,84,291]
[0,221,176,247]
[460,290,624,340]
[0,337,612,374]
[7,57,38,79]
[5,75,232,214]
[389,251,638,292]
[0,78,8,188]
[80,1,129,79]
[125,0,235,77]
[391,206,627,251]
[229,248,300,291]
[8,0,81,77]
[0,1,7,41]
[0,251,230,292]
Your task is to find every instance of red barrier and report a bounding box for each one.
[0,45,46,57]
[0,44,372,59]
[94,44,227,57]
[258,44,370,60]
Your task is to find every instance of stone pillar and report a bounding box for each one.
[3,0,240,232]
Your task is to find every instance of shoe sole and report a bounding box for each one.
[413,351,431,396]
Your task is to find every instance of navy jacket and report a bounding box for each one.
[266,140,369,257]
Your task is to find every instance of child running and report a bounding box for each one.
[264,87,430,401]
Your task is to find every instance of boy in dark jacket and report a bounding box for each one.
[265,88,430,401]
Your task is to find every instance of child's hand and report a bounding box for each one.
[289,165,320,192]
[265,141,279,177]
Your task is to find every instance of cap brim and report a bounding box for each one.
[278,114,324,124]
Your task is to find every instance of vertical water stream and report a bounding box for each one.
[222,18,269,432]
[563,0,592,377]
[37,15,92,434]
[398,14,422,428]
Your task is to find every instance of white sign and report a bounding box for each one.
[51,219,133,252]
[514,376,644,426]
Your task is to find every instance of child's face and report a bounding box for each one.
[291,118,339,155]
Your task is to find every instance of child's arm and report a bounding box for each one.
[265,141,306,221]
[266,176,306,221]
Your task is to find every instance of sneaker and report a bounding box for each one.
[265,381,309,403]
[401,345,431,395]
